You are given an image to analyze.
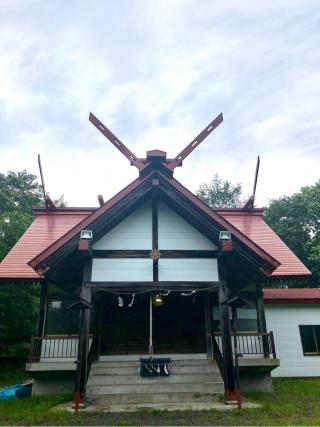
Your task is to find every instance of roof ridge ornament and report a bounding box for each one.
[89,111,224,177]
[243,156,260,210]
[37,154,57,210]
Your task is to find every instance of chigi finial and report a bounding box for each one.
[89,111,223,177]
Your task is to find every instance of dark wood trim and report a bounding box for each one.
[92,249,217,258]
[87,280,222,288]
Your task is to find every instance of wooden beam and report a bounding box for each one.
[89,112,145,170]
[86,281,223,293]
[92,249,217,258]
[168,113,223,169]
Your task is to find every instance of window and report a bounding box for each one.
[212,306,258,332]
[45,300,79,335]
[236,307,258,332]
[299,325,320,356]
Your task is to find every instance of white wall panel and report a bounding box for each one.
[159,259,218,281]
[93,201,152,250]
[265,305,320,377]
[91,259,153,282]
[158,201,217,250]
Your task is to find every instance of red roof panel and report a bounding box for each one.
[0,205,311,280]
[0,211,91,280]
[217,210,311,278]
[263,288,320,304]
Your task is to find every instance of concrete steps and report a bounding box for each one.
[86,354,224,407]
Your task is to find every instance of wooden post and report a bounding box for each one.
[149,295,153,355]
[74,260,92,410]
[36,282,48,337]
[231,304,242,409]
[80,283,92,396]
[203,293,213,359]
[218,283,236,400]
[256,286,269,357]
[34,282,48,361]
[150,183,158,355]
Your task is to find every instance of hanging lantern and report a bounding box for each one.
[152,294,164,306]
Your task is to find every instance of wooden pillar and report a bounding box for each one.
[218,283,236,399]
[80,283,92,395]
[74,260,92,407]
[256,285,269,357]
[203,293,213,359]
[150,181,159,355]
[152,181,159,282]
[36,282,48,337]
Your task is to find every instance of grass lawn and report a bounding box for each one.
[0,375,320,425]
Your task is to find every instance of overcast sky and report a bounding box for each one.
[0,1,319,208]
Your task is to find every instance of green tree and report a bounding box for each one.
[197,174,244,208]
[0,170,43,261]
[0,171,43,359]
[264,181,320,286]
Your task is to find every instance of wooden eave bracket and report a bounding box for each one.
[78,239,93,258]
[219,240,233,253]
[67,298,94,311]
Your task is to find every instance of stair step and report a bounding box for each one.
[98,353,207,362]
[94,359,213,368]
[88,401,224,411]
[86,381,223,395]
[87,391,221,405]
[88,373,221,386]
[91,365,220,375]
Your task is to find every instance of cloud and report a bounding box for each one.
[0,0,319,208]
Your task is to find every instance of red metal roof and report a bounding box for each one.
[0,210,91,280]
[216,210,311,278]
[0,183,311,280]
[263,288,320,304]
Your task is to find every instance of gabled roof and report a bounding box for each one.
[0,172,311,281]
[0,209,92,280]
[216,209,311,278]
[263,288,320,304]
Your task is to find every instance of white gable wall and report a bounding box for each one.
[158,201,217,250]
[91,259,153,282]
[92,200,152,250]
[159,259,218,281]
[265,304,320,377]
[91,199,218,282]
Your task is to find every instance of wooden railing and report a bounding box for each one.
[28,335,93,362]
[214,331,276,359]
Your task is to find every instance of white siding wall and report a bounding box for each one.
[92,200,152,250]
[159,259,218,281]
[91,259,153,282]
[158,201,217,250]
[91,199,218,282]
[265,305,320,377]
